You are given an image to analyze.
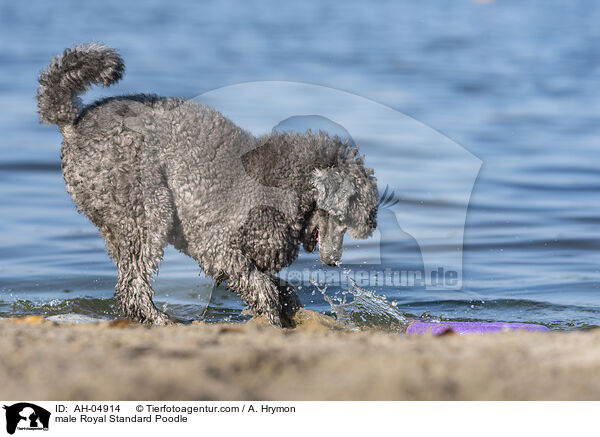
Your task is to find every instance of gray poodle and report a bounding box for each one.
[37,43,378,326]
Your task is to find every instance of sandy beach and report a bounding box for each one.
[1,310,599,401]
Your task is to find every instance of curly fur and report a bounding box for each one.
[37,43,124,126]
[37,43,378,327]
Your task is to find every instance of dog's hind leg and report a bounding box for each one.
[101,218,169,325]
[98,165,173,325]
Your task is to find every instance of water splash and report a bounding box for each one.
[8,297,118,320]
[312,277,410,332]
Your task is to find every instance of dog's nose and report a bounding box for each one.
[324,256,340,267]
[320,251,341,267]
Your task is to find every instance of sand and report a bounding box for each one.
[1,310,599,400]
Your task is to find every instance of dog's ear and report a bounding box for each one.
[311,168,355,220]
[345,163,378,239]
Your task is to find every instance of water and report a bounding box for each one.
[314,279,411,332]
[1,0,599,330]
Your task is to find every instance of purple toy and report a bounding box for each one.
[406,320,549,336]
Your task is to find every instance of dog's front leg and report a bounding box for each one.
[233,269,283,327]
[274,278,302,327]
[219,251,284,326]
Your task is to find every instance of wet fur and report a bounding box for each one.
[37,43,378,326]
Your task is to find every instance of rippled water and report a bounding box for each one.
[1,0,599,329]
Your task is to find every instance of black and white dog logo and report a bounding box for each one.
[3,403,50,434]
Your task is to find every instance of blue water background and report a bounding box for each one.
[0,0,599,329]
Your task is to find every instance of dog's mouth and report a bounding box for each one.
[303,226,319,253]
[310,227,319,249]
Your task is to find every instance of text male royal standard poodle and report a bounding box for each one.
[37,43,378,327]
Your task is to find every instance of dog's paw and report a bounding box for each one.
[248,271,285,327]
[139,309,171,326]
[278,283,302,328]
[265,309,283,328]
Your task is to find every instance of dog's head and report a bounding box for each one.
[304,153,378,266]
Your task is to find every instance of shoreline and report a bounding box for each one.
[1,310,599,400]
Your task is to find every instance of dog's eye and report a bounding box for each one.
[331,214,346,226]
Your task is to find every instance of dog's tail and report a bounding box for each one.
[37,43,124,126]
